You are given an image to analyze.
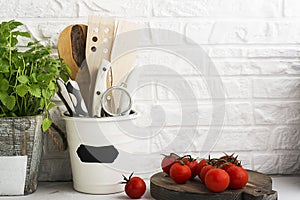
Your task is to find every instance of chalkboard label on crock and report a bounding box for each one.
[76,144,119,163]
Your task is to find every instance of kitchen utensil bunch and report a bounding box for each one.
[57,16,137,118]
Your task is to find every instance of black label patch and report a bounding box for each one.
[76,144,119,163]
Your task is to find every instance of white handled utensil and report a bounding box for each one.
[57,78,75,116]
[92,59,133,117]
[92,59,112,117]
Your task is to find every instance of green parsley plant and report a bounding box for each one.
[0,20,70,131]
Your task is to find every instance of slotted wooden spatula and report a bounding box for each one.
[85,16,116,116]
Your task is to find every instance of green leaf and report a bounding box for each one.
[65,65,72,75]
[12,31,30,38]
[11,37,18,47]
[17,75,29,84]
[30,73,37,83]
[48,64,59,74]
[48,81,56,90]
[42,88,51,99]
[2,95,16,110]
[0,78,9,91]
[59,72,69,83]
[29,84,41,98]
[37,74,52,83]
[8,20,23,30]
[47,102,56,110]
[40,98,45,108]
[42,117,52,132]
[0,60,9,73]
[0,91,8,101]
[11,56,23,69]
[0,65,9,73]
[27,41,38,47]
[16,84,29,97]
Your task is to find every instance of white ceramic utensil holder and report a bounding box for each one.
[64,112,138,194]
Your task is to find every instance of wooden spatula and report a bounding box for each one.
[85,16,116,116]
[110,20,141,86]
[110,20,141,113]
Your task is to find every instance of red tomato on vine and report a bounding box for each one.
[169,162,192,184]
[161,153,180,175]
[226,165,248,189]
[123,173,146,199]
[205,168,230,193]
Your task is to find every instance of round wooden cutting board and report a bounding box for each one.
[150,170,277,200]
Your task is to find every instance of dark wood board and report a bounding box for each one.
[150,170,277,200]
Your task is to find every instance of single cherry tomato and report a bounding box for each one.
[169,162,192,184]
[196,159,208,178]
[180,155,198,179]
[123,173,146,199]
[205,168,230,193]
[226,165,248,189]
[187,159,198,179]
[161,153,180,175]
[199,165,215,184]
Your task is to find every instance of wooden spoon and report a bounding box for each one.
[57,24,87,80]
[58,24,91,114]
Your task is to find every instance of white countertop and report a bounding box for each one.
[272,175,300,200]
[0,175,299,200]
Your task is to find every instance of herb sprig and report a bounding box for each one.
[0,20,70,131]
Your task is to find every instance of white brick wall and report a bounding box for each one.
[2,0,300,178]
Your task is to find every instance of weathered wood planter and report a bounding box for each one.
[0,115,44,195]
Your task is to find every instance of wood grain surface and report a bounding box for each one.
[150,171,278,200]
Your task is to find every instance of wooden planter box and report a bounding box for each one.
[0,115,44,195]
